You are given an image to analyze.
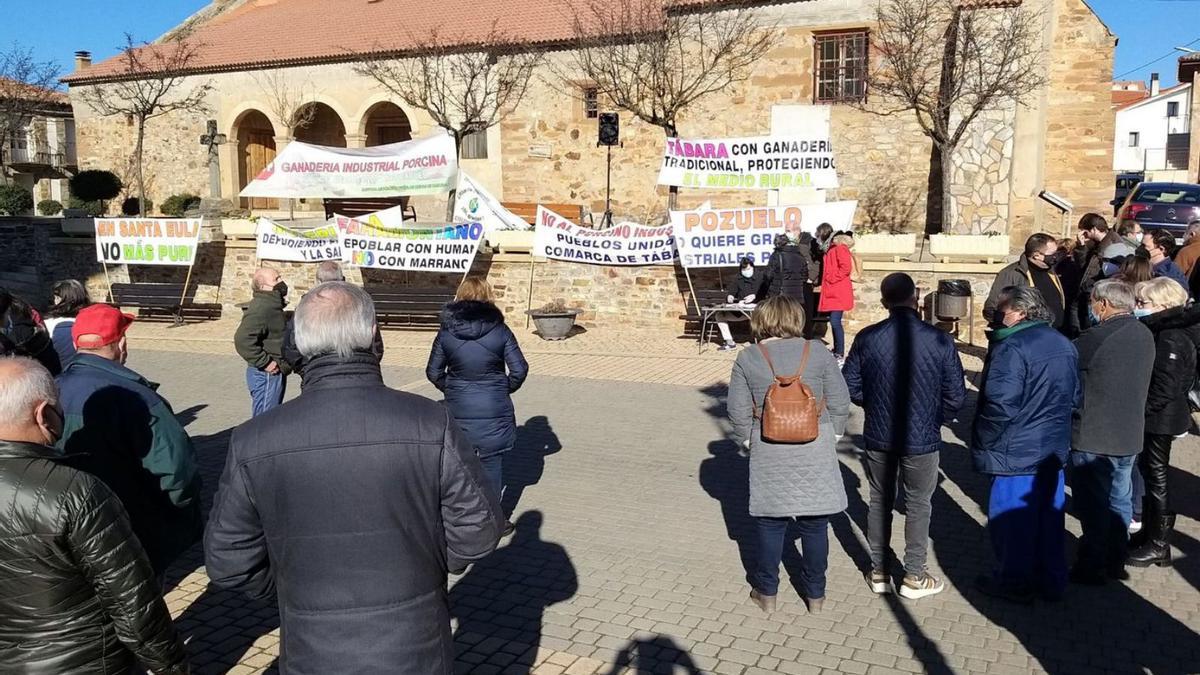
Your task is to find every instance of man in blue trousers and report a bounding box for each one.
[971,286,1080,603]
[235,267,291,417]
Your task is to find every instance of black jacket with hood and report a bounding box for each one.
[1141,304,1200,436]
[426,301,529,457]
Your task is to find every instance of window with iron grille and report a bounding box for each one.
[461,128,488,159]
[584,87,599,119]
[814,31,868,104]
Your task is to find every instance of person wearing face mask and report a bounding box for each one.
[55,304,203,577]
[1126,278,1200,568]
[1069,279,1155,586]
[971,286,1079,603]
[236,266,293,416]
[0,356,191,674]
[1142,229,1189,293]
[714,257,759,351]
[983,233,1066,331]
[761,223,817,334]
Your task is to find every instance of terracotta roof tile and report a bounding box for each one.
[0,77,70,105]
[63,0,806,84]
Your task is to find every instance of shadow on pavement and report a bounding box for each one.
[502,416,563,518]
[450,511,578,674]
[603,634,702,675]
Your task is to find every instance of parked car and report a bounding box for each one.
[1111,172,1144,216]
[1114,182,1200,241]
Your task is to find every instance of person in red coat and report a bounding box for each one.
[819,232,857,361]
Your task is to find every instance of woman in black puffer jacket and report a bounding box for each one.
[427,278,529,534]
[1129,278,1200,567]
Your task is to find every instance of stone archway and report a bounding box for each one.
[234,109,277,210]
[362,102,412,146]
[293,102,347,147]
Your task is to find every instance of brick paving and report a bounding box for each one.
[124,339,1200,675]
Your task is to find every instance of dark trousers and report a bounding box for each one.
[1140,434,1175,518]
[752,515,830,599]
[987,465,1067,598]
[801,283,816,339]
[1070,451,1135,571]
[829,311,845,357]
[477,452,504,504]
[864,450,939,577]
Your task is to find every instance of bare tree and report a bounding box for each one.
[78,34,214,216]
[865,0,1045,234]
[252,69,319,137]
[354,26,543,219]
[564,0,777,210]
[0,45,62,185]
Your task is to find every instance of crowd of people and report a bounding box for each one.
[0,211,1195,672]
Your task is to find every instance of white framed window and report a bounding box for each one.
[1129,131,1140,147]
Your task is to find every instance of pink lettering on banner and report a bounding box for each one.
[672,141,730,160]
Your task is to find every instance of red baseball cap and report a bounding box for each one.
[73,304,135,349]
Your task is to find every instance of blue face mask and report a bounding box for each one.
[1133,308,1153,318]
[1088,307,1101,326]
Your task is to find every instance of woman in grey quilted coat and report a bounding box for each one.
[727,296,850,614]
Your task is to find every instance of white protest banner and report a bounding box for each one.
[239,133,457,198]
[337,216,483,272]
[657,134,838,191]
[94,218,203,266]
[254,218,341,262]
[669,202,857,268]
[534,206,675,266]
[454,171,530,233]
[358,203,414,229]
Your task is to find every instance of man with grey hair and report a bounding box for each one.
[1069,278,1155,585]
[0,357,189,673]
[280,263,384,375]
[206,281,503,674]
[1174,219,1200,283]
[235,266,291,416]
[971,287,1079,603]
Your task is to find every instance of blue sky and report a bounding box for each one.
[0,0,1194,86]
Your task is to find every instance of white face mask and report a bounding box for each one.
[741,269,754,278]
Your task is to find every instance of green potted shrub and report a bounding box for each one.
[525,300,582,340]
[161,193,201,217]
[121,196,152,216]
[0,184,34,215]
[37,199,63,216]
[69,170,123,213]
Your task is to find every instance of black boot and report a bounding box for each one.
[1128,514,1174,568]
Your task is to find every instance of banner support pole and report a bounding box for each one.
[102,261,113,303]
[525,256,536,329]
[682,265,701,316]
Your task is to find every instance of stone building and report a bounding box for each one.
[62,0,1116,246]
[1,80,75,210]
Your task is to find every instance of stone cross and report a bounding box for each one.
[199,120,227,201]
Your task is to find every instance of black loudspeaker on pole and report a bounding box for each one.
[597,113,620,229]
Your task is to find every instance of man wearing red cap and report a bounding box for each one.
[54,304,203,577]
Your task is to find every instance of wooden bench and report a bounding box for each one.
[324,196,416,221]
[365,286,458,327]
[108,282,222,326]
[500,202,587,227]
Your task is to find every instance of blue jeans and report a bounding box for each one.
[1070,452,1135,571]
[477,452,504,504]
[987,465,1067,598]
[829,311,845,356]
[246,366,286,417]
[752,515,829,599]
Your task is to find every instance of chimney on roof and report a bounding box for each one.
[1150,72,1160,97]
[74,51,91,72]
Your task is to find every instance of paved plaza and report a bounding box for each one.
[128,329,1200,675]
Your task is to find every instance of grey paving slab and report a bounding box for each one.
[120,349,1200,675]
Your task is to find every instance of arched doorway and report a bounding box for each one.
[235,109,277,210]
[293,102,346,147]
[363,102,412,146]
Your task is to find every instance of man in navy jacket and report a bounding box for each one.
[843,273,965,599]
[971,286,1080,603]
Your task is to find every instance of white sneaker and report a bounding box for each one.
[1128,519,1143,535]
[898,573,945,600]
[866,569,891,594]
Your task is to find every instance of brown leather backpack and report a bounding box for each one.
[756,341,825,444]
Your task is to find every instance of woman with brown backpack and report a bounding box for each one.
[726,296,851,615]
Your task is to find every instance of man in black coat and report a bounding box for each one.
[843,273,965,600]
[206,282,505,675]
[0,356,188,674]
[1069,279,1155,585]
[280,262,384,374]
[982,234,1066,330]
[760,222,818,333]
